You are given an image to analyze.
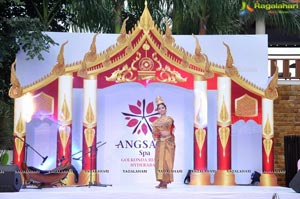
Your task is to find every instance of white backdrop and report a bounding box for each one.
[21,33,267,185]
[94,83,193,186]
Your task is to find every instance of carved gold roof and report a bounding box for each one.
[10,1,277,100]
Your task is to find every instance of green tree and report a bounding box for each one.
[23,0,73,32]
[0,0,72,149]
[68,0,115,33]
[68,0,242,35]
[170,0,241,35]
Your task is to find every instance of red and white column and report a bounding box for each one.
[190,76,210,185]
[13,97,26,168]
[57,75,73,166]
[13,94,34,169]
[78,76,99,185]
[260,98,277,186]
[214,76,235,185]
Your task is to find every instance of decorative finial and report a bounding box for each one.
[156,96,164,105]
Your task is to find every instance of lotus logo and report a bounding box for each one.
[122,99,159,135]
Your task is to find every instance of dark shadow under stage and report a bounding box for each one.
[0,184,297,199]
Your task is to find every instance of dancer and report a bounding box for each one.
[152,96,175,189]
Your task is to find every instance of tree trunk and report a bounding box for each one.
[114,2,123,33]
[255,16,266,34]
[199,17,207,35]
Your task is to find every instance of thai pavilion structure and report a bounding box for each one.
[9,2,278,186]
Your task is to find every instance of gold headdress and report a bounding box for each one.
[156,96,164,105]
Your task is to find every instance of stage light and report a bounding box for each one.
[22,93,35,123]
[251,171,261,185]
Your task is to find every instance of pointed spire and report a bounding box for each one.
[51,41,68,76]
[117,17,129,44]
[164,19,175,45]
[139,0,154,31]
[265,63,278,100]
[193,34,205,63]
[223,42,238,77]
[8,60,23,98]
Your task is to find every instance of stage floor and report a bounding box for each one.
[0,184,297,199]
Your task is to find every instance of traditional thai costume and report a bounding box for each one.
[152,115,175,185]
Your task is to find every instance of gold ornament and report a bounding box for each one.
[84,128,95,156]
[263,139,273,163]
[15,137,24,162]
[156,96,164,105]
[195,128,206,157]
[219,127,230,157]
[59,126,71,156]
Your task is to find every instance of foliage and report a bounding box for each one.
[67,0,115,33]
[22,0,73,32]
[0,0,60,104]
[0,100,14,150]
[0,0,73,150]
[0,151,9,165]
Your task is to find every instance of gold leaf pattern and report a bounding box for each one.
[156,65,187,83]
[15,113,25,133]
[264,116,271,134]
[219,96,229,124]
[195,128,206,157]
[85,100,95,125]
[263,139,273,163]
[105,65,137,82]
[84,128,95,156]
[218,127,230,156]
[60,95,70,122]
[15,137,24,162]
[59,126,71,156]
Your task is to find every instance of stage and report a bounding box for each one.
[0,184,297,199]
